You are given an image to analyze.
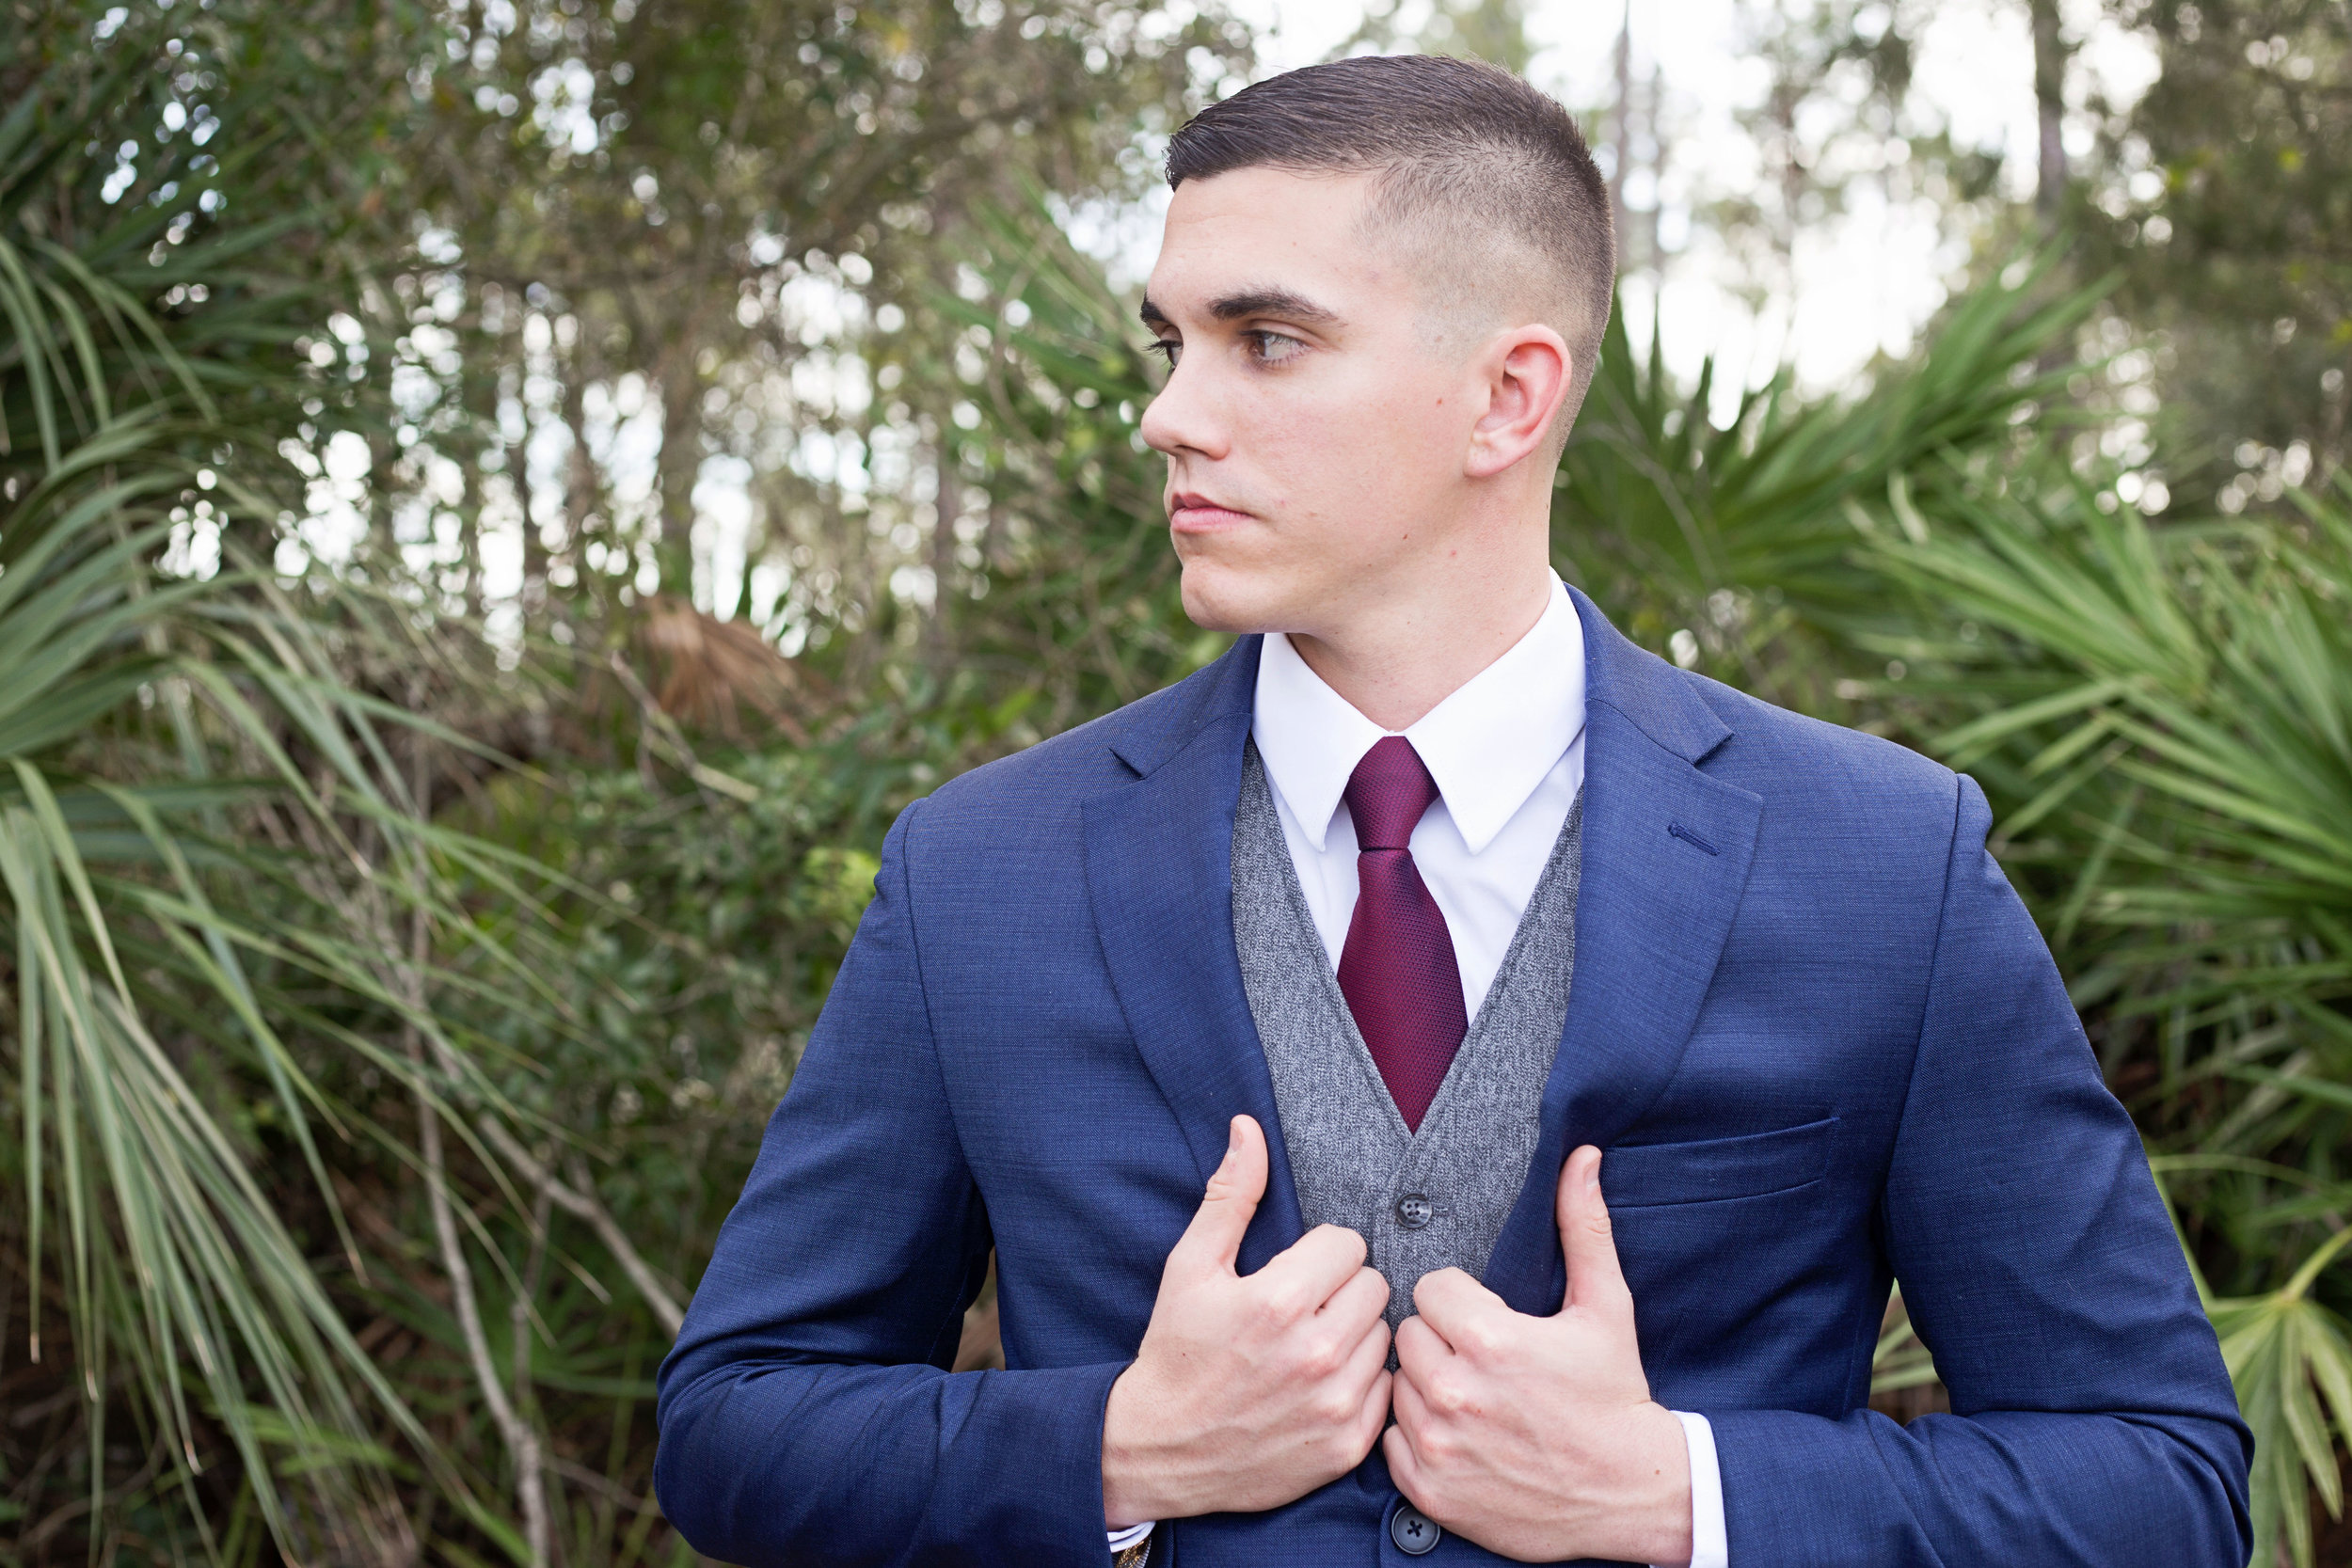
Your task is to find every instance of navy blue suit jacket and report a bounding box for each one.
[655,590,2250,1566]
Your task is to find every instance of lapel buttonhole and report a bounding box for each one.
[1666,821,1721,856]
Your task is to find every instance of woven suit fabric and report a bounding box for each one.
[1335,735,1468,1132]
[654,595,2251,1568]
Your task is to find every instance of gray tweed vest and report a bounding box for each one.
[1232,743,1583,1328]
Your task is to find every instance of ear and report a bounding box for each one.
[1465,325,1572,481]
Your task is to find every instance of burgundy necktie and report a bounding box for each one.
[1336,736,1469,1132]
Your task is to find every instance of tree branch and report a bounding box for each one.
[471,1116,687,1337]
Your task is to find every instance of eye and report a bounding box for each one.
[1244,330,1305,366]
[1146,338,1182,368]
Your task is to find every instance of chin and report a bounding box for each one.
[1177,562,1294,637]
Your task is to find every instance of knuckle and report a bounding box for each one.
[1420,1423,1460,1465]
[1428,1370,1474,1417]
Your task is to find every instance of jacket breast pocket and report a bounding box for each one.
[1600,1117,1838,1208]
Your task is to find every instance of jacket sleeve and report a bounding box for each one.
[1708,774,2252,1565]
[653,800,1128,1568]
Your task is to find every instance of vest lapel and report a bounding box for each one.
[1082,636,1306,1273]
[1484,590,1764,1314]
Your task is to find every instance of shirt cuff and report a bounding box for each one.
[1666,1410,1726,1568]
[1106,1520,1155,1552]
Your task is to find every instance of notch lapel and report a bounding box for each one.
[1484,591,1764,1314]
[1082,637,1305,1273]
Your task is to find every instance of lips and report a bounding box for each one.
[1168,492,1254,531]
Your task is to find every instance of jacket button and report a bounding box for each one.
[1395,1194,1434,1229]
[1391,1503,1441,1555]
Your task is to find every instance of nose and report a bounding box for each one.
[1139,354,1229,462]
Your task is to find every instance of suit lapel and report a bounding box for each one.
[1484,591,1764,1314]
[1083,636,1305,1273]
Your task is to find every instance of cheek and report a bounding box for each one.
[1242,384,1418,514]
[1304,367,1458,470]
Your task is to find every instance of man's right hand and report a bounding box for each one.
[1101,1114,1393,1526]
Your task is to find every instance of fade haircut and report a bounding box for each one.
[1166,55,1614,432]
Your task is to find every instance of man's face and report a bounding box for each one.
[1139,166,1490,637]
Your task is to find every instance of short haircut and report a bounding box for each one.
[1166,55,1614,431]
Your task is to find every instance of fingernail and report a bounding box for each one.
[1227,1119,1242,1157]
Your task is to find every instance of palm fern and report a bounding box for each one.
[0,9,606,1560]
[1551,252,2105,705]
[1878,474,2352,1566]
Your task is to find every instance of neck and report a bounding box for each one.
[1287,552,1554,732]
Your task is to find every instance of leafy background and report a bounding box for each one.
[3,0,2350,1565]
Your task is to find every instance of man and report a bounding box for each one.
[654,55,2250,1567]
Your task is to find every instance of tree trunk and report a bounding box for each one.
[926,426,956,678]
[2031,0,2068,220]
[655,334,705,601]
[1611,0,1632,268]
[559,367,596,624]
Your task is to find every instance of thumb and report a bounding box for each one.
[1556,1145,1631,1321]
[1169,1115,1267,1278]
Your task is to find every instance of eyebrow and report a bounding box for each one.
[1137,287,1343,330]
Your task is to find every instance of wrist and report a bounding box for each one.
[1101,1362,1178,1528]
[1611,1402,1693,1567]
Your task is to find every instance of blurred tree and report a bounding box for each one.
[1719,0,2352,508]
[2087,0,2352,495]
[1342,0,1536,74]
[1700,0,2009,312]
[348,0,1247,677]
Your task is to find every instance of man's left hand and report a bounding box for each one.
[1384,1145,1693,1567]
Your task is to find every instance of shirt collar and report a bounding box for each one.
[1249,576,1587,856]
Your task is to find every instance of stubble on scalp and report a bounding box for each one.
[1164,55,1615,431]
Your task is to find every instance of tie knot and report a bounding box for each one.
[1343,736,1440,851]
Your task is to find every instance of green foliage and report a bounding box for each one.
[932,197,1216,730]
[1,7,421,1555]
[5,2,1238,1561]
[2212,1231,2352,1568]
[2,7,653,1561]
[1862,469,2352,1565]
[12,2,2352,1564]
[1551,254,2103,709]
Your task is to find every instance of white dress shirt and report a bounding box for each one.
[1111,578,1728,1568]
[1249,578,1587,1021]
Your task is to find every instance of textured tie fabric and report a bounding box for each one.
[1336,736,1469,1132]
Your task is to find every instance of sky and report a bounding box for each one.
[1096,0,2160,407]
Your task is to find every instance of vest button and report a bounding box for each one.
[1395,1194,1434,1229]
[1391,1503,1441,1554]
